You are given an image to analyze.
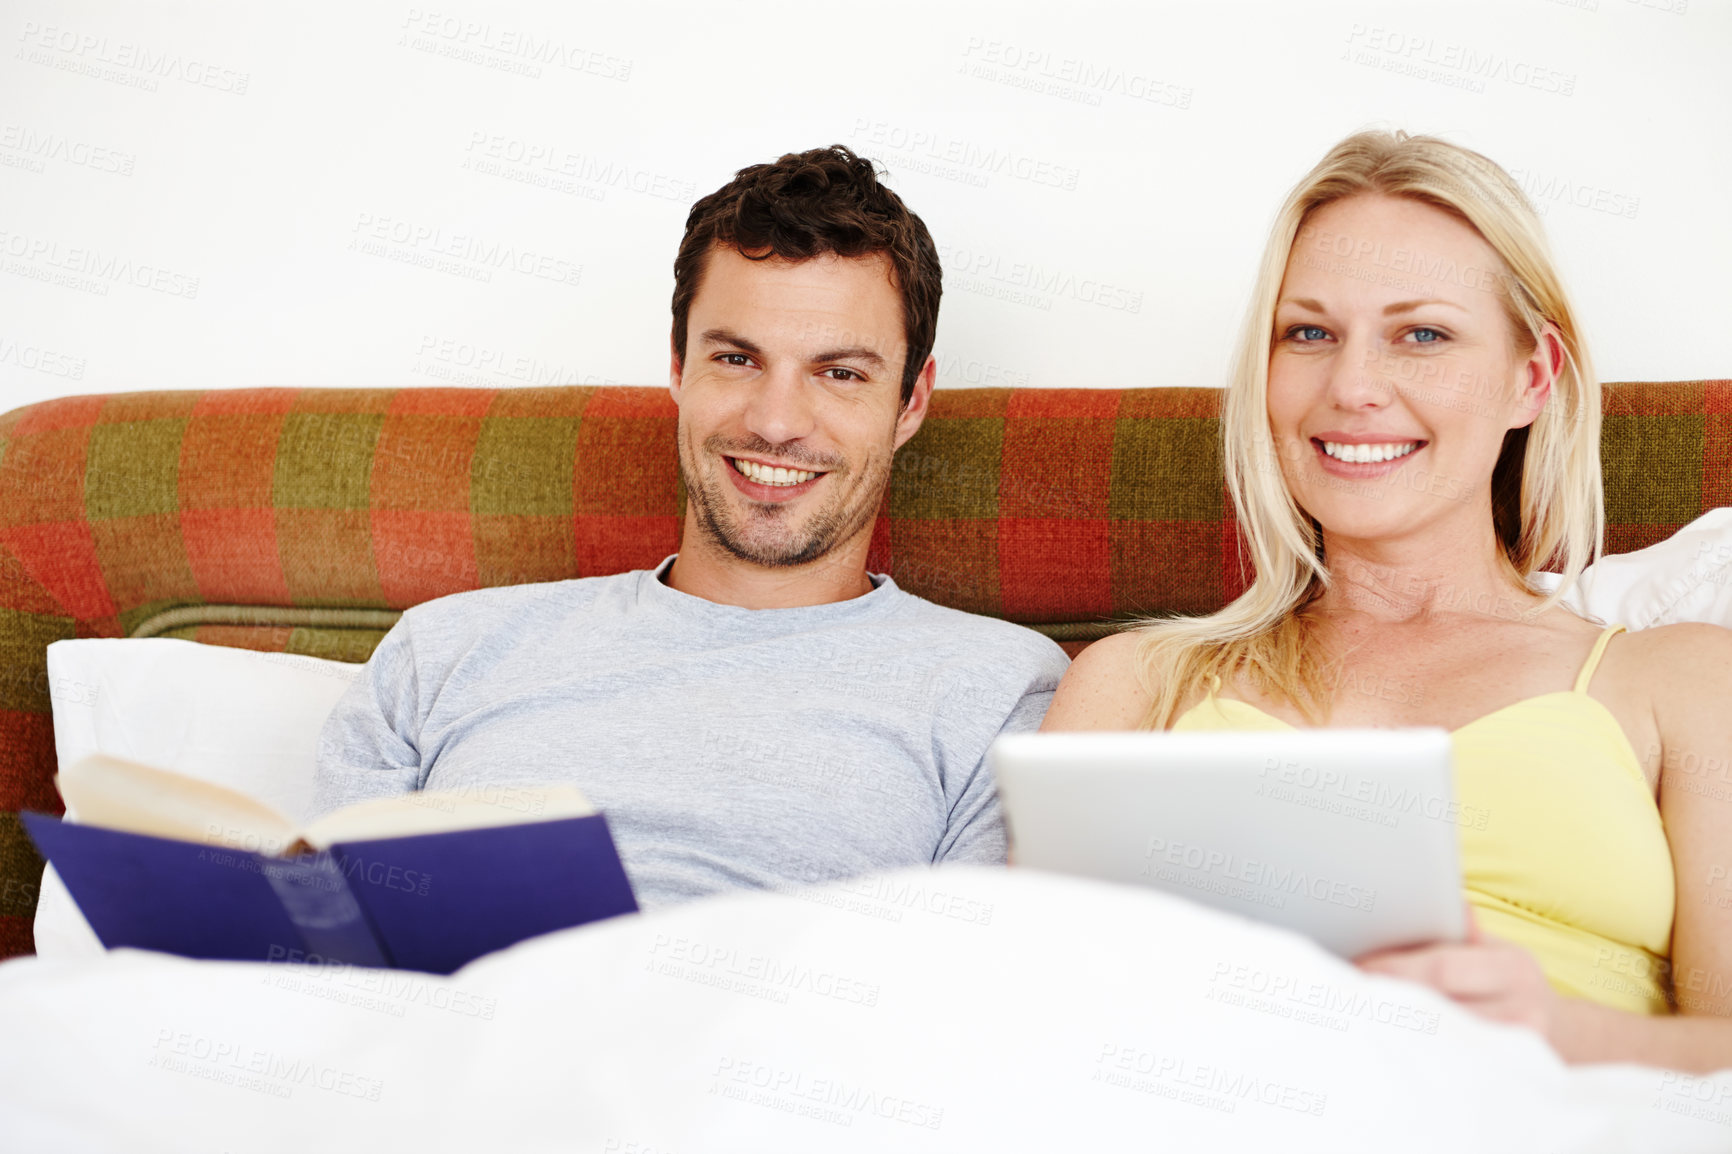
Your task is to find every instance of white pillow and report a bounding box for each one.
[1537,507,1732,629]
[34,638,363,959]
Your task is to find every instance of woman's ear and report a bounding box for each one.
[1511,323,1563,431]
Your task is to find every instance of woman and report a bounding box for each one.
[1043,130,1732,1072]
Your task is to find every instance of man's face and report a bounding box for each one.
[670,245,931,569]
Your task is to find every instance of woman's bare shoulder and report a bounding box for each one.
[1614,621,1732,705]
[1040,630,1156,731]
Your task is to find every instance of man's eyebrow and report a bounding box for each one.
[699,328,763,356]
[810,346,886,369]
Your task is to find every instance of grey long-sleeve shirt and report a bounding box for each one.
[312,556,1069,909]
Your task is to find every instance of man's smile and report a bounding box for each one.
[724,454,830,501]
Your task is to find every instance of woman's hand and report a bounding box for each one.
[1354,907,1566,1042]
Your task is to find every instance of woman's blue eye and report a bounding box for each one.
[1408,327,1446,344]
[1288,325,1329,342]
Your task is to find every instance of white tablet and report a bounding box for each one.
[990,729,1466,957]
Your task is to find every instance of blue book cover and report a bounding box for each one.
[24,810,638,974]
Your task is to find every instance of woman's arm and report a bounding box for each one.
[1361,622,1732,1072]
[1561,622,1732,1067]
[1038,631,1155,732]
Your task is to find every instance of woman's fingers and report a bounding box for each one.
[1357,944,1526,999]
[1355,939,1556,1034]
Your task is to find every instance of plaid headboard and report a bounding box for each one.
[0,380,1725,958]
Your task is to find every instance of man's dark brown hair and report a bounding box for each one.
[671,145,942,407]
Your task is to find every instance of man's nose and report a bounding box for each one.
[741,365,817,446]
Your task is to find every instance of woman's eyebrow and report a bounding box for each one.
[1275,298,1471,316]
[1382,299,1471,315]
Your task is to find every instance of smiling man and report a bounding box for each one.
[312,146,1069,906]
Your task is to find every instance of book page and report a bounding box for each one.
[56,754,301,856]
[300,784,596,849]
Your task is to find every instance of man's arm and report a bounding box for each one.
[310,618,426,817]
[933,686,1055,865]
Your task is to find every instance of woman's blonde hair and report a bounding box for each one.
[1135,129,1602,729]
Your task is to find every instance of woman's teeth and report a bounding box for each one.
[1321,441,1420,465]
[732,458,820,486]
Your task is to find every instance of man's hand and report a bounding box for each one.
[1354,906,1564,1041]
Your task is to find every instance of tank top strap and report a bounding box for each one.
[1573,625,1627,694]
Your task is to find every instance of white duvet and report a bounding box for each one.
[2,866,1729,1153]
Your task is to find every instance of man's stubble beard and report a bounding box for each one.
[678,430,892,569]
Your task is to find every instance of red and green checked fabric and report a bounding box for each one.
[0,380,1726,958]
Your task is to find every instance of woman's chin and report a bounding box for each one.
[1302,497,1433,543]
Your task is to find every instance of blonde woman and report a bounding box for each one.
[1043,130,1732,1072]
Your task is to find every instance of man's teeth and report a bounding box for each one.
[1321,441,1420,465]
[732,458,820,487]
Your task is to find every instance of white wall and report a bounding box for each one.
[1,0,1726,413]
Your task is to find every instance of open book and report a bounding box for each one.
[24,755,638,974]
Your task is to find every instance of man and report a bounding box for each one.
[313,145,1068,906]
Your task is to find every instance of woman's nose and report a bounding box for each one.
[1326,335,1397,410]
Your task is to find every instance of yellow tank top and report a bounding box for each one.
[1171,625,1675,1014]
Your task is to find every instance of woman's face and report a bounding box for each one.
[1266,193,1552,547]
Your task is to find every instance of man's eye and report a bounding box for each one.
[823,367,861,381]
[717,353,752,366]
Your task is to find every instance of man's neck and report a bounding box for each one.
[662,533,877,610]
